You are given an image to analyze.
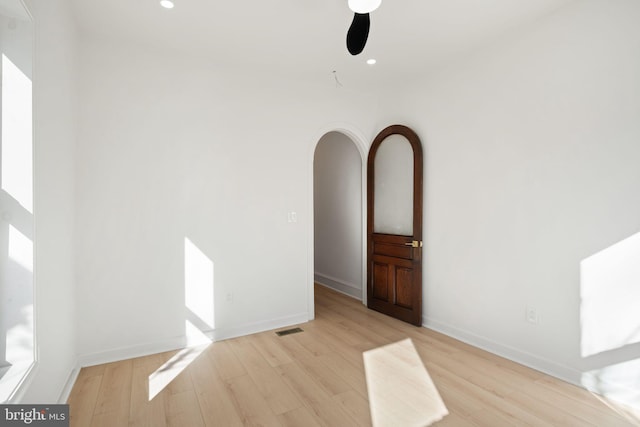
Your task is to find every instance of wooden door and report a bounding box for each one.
[367,125,423,326]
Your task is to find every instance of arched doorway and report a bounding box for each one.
[308,128,367,320]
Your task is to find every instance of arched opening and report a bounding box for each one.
[310,130,366,317]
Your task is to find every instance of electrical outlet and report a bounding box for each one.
[226,292,233,303]
[526,306,539,324]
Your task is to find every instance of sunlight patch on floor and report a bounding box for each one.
[148,341,210,401]
[148,319,212,400]
[363,338,448,426]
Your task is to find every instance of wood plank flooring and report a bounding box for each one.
[68,284,640,426]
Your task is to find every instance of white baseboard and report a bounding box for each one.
[423,317,582,386]
[76,312,309,368]
[315,272,362,300]
[58,364,80,403]
[77,336,189,368]
[210,312,309,342]
[424,317,640,411]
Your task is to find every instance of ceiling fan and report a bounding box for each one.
[346,0,381,55]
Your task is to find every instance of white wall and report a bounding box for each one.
[313,132,363,299]
[75,36,378,362]
[19,0,78,403]
[380,0,640,407]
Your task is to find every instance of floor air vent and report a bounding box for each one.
[275,327,303,337]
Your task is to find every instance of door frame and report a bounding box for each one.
[307,123,369,320]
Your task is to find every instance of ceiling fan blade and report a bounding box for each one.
[346,12,370,55]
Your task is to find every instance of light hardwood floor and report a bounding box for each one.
[68,284,640,426]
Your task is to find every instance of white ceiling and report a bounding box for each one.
[70,0,573,86]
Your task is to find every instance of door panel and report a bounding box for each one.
[372,263,389,300]
[367,125,423,326]
[395,268,413,309]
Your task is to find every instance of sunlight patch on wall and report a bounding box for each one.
[184,237,214,330]
[185,319,212,347]
[580,232,640,357]
[363,338,448,426]
[1,53,32,213]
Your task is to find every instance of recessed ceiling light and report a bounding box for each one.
[160,0,174,9]
[367,58,377,65]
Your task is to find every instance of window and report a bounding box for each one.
[0,0,34,402]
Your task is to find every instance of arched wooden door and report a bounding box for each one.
[367,125,423,326]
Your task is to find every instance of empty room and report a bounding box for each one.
[1,0,639,425]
